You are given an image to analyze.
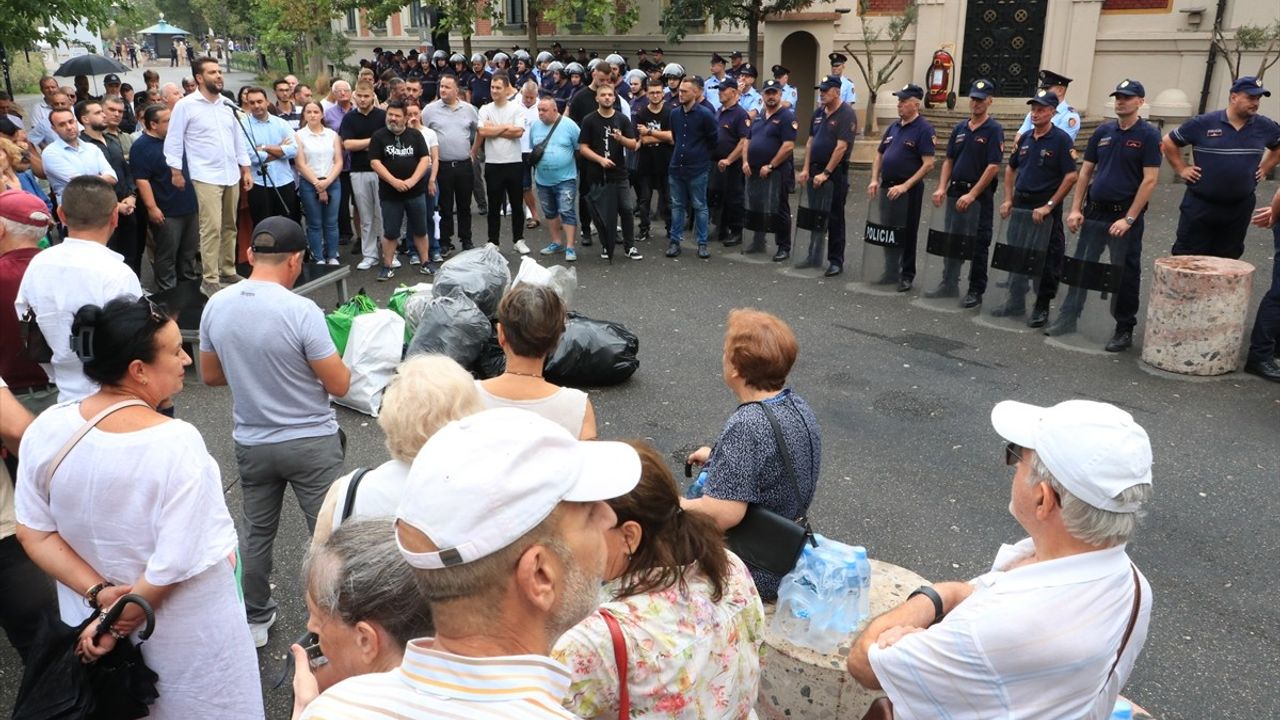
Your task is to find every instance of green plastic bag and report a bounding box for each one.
[389,284,431,342]
[326,293,378,356]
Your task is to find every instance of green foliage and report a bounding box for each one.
[843,0,917,135]
[1213,19,1280,81]
[540,0,639,37]
[660,0,813,44]
[5,51,50,94]
[0,0,118,52]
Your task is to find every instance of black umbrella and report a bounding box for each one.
[52,54,130,78]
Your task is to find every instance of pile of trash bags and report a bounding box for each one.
[326,247,640,415]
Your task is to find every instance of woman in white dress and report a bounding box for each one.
[477,283,598,438]
[15,296,264,719]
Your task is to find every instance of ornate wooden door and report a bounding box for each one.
[959,0,1048,97]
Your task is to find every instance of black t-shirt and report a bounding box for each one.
[567,85,601,124]
[579,111,635,185]
[633,104,673,173]
[338,107,387,173]
[368,127,429,200]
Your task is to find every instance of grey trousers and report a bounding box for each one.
[150,212,201,291]
[235,432,344,624]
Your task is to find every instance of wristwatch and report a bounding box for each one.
[907,585,946,626]
[1045,199,1055,208]
[1124,216,1136,225]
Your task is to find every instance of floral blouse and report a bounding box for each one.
[552,551,766,719]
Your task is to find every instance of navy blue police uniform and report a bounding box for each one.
[1168,77,1280,259]
[942,92,1004,297]
[875,86,935,284]
[747,101,798,255]
[710,100,750,244]
[468,69,493,108]
[808,93,858,271]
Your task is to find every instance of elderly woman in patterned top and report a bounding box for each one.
[681,308,822,600]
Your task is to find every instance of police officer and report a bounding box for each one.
[773,65,798,110]
[561,63,585,105]
[828,52,857,106]
[423,49,447,103]
[468,54,493,108]
[738,65,763,119]
[1245,187,1280,381]
[929,78,1004,307]
[663,64,686,111]
[1161,76,1280,259]
[798,74,858,277]
[1015,69,1080,144]
[728,51,745,81]
[1056,79,1162,351]
[706,54,731,110]
[710,82,750,246]
[744,78,798,262]
[996,89,1079,327]
[868,84,935,291]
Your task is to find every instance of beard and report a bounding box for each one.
[544,543,605,642]
[202,77,221,95]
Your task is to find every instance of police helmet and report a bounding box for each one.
[470,53,485,64]
[514,49,531,62]
[587,57,604,72]
[450,53,466,64]
[493,52,510,64]
[536,51,554,64]
[626,68,646,83]
[547,61,565,74]
[431,49,446,61]
[662,63,685,79]
[605,53,626,67]
[565,62,586,77]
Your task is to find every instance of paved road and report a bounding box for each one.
[0,171,1275,719]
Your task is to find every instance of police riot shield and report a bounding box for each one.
[737,172,781,261]
[1043,218,1128,353]
[978,207,1052,332]
[914,194,981,312]
[849,188,910,294]
[787,179,835,275]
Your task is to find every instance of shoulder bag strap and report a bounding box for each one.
[598,609,629,720]
[750,401,804,517]
[1106,564,1143,682]
[45,399,151,486]
[339,467,372,523]
[532,113,564,156]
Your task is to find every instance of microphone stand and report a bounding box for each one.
[227,101,310,261]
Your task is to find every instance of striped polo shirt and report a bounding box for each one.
[300,639,579,719]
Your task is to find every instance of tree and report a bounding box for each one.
[0,0,118,52]
[192,0,252,43]
[843,0,916,137]
[1211,19,1280,81]
[530,0,639,53]
[660,0,818,67]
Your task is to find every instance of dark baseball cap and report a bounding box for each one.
[250,217,307,253]
[968,78,995,99]
[104,74,121,85]
[762,79,783,93]
[1027,89,1061,108]
[1110,79,1145,98]
[1230,76,1271,97]
[817,74,843,91]
[893,84,924,100]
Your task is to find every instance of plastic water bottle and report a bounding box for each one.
[852,546,872,620]
[686,469,708,499]
[1110,700,1133,720]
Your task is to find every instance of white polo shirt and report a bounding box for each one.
[868,538,1152,720]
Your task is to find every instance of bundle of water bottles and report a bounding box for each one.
[770,535,872,655]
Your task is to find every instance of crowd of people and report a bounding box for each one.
[0,37,1274,719]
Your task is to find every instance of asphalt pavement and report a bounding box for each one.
[0,164,1275,719]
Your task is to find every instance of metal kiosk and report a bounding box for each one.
[734,172,781,263]
[915,193,981,312]
[978,207,1052,332]
[787,179,834,276]
[1043,218,1128,352]
[849,187,909,294]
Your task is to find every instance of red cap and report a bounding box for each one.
[0,190,51,228]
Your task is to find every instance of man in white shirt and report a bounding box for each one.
[14,177,143,402]
[847,399,1154,720]
[518,80,541,229]
[26,77,62,149]
[477,73,528,253]
[39,108,116,207]
[300,408,640,720]
[164,57,252,297]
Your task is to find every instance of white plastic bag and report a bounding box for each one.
[333,309,405,417]
[512,256,577,307]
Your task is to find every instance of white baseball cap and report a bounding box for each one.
[396,407,641,569]
[990,400,1152,513]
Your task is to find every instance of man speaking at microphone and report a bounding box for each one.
[165,56,252,297]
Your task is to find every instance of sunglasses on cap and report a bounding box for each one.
[1004,442,1025,466]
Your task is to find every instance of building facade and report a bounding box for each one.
[335,0,1280,127]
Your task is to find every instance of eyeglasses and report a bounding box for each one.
[1004,442,1025,466]
[141,296,166,324]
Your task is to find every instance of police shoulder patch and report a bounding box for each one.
[1068,117,1078,128]
[792,120,798,129]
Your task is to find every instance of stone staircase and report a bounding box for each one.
[919,107,1106,155]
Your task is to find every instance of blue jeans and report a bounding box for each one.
[669,170,709,246]
[299,181,341,260]
[536,179,578,227]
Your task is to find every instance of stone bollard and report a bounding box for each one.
[1141,255,1255,376]
[756,560,928,720]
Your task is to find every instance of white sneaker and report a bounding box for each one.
[391,258,402,269]
[249,611,276,649]
[326,258,340,266]
[356,257,377,271]
[515,239,531,255]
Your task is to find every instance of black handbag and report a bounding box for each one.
[724,401,817,576]
[13,594,159,720]
[19,308,53,364]
[529,113,563,166]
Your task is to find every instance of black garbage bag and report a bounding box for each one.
[406,289,492,368]
[14,593,159,720]
[544,312,639,387]
[431,245,511,317]
[472,325,507,379]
